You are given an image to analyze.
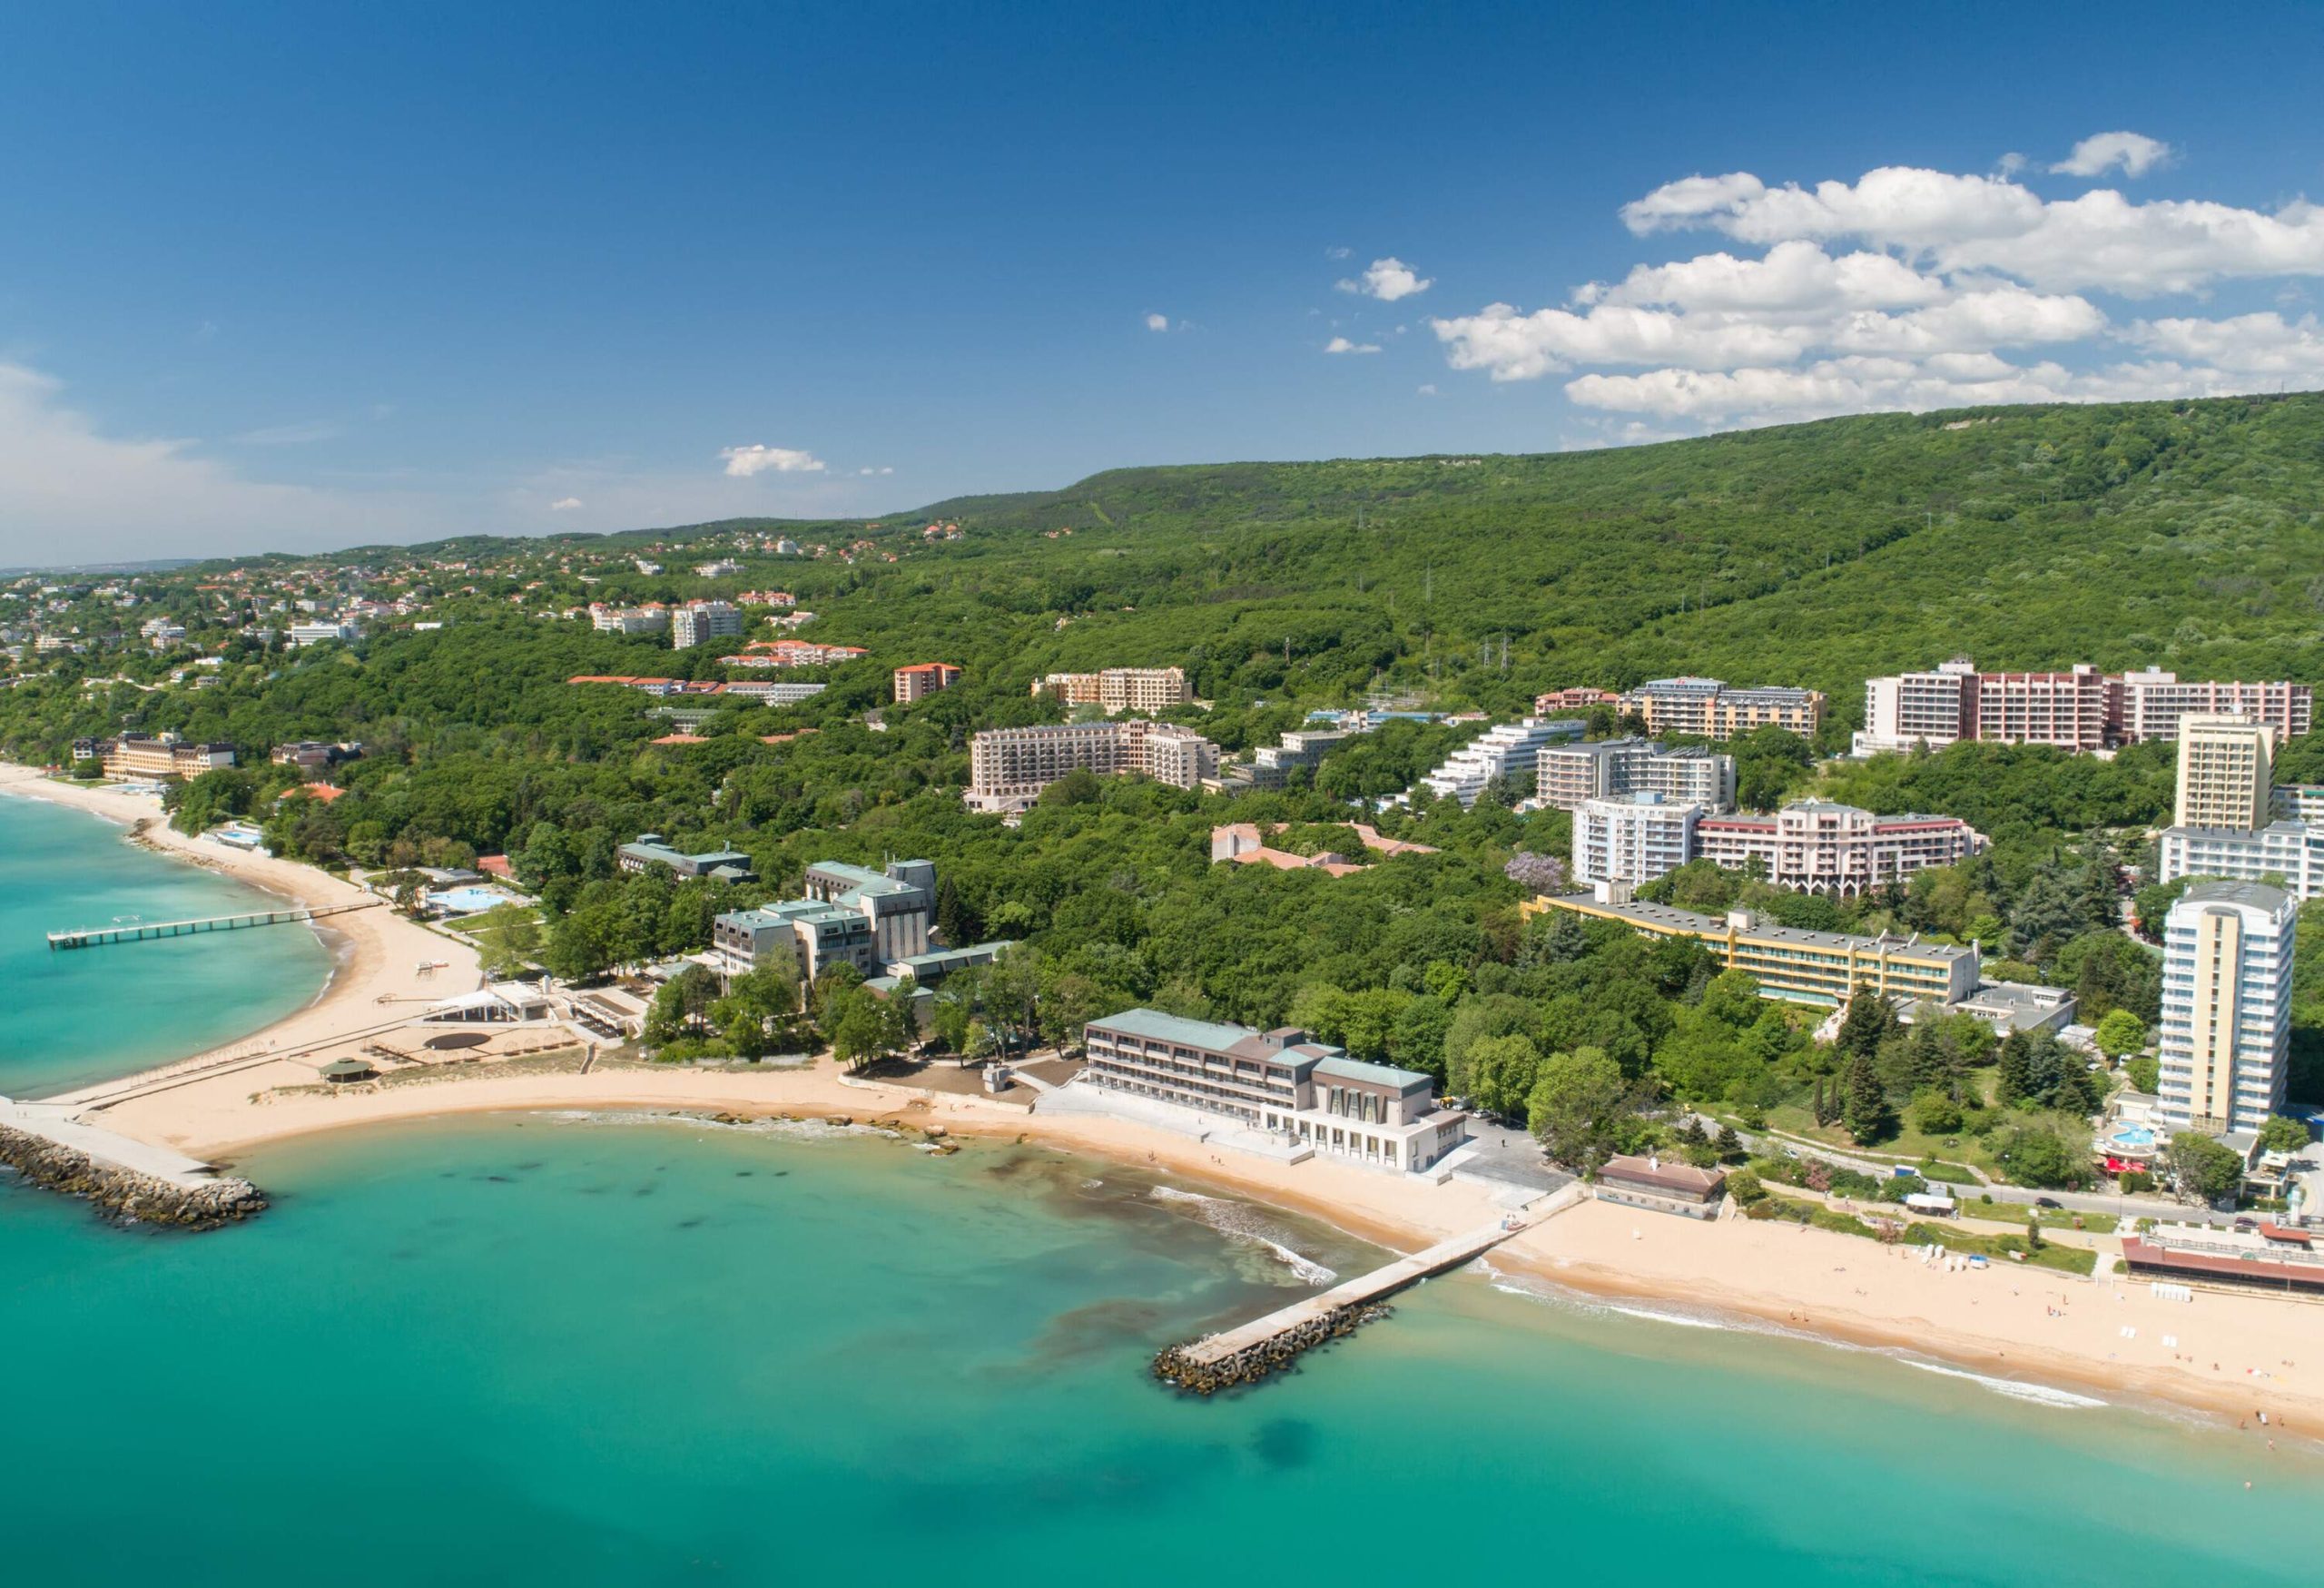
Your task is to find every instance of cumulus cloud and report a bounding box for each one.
[1430,138,2324,428]
[1324,337,1382,355]
[719,444,826,478]
[549,496,584,510]
[1338,257,1433,301]
[1144,311,1169,331]
[2053,131,2172,179]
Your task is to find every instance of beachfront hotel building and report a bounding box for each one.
[1528,893,1982,1010]
[1694,801,1984,894]
[1593,1154,1728,1219]
[1616,678,1826,741]
[670,601,743,650]
[892,661,963,702]
[1573,794,1703,890]
[2156,882,2296,1139]
[98,733,237,781]
[965,719,1220,812]
[710,857,1008,984]
[1536,737,1737,812]
[1855,658,2311,755]
[2173,715,2275,831]
[1080,1009,1467,1173]
[1418,717,1584,805]
[2156,823,2324,902]
[1033,666,1192,714]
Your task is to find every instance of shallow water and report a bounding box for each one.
[1,1113,2312,1588]
[0,794,332,1096]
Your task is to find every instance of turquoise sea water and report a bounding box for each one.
[0,805,2316,1585]
[0,794,333,1097]
[2,1118,2316,1587]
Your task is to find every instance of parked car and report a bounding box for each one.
[2033,1197,2063,1209]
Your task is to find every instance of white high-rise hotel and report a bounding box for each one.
[1855,657,2309,756]
[2156,882,2296,1138]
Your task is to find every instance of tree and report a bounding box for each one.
[2256,1115,2311,1155]
[1911,1090,1963,1136]
[468,902,545,979]
[1994,1030,2034,1108]
[1503,852,1567,895]
[2093,1008,2146,1061]
[1443,994,1535,1098]
[1993,1123,2083,1189]
[830,986,911,1071]
[1526,1046,1631,1173]
[2170,1131,2244,1205]
[2125,1054,2161,1095]
[1462,1032,1542,1119]
[1841,1053,1892,1144]
[1833,986,1896,1063]
[643,963,717,1047]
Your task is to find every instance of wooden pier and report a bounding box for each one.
[1156,1181,1584,1393]
[46,898,379,951]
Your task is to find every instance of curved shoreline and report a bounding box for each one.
[0,764,485,1106]
[4,764,2316,1447]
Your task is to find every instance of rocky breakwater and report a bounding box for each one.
[1151,1301,1393,1396]
[0,1124,267,1230]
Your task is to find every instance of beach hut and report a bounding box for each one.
[319,1059,378,1084]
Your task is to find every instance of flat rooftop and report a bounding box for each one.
[1551,893,1977,963]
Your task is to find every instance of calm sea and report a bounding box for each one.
[0,794,333,1097]
[0,806,2312,1586]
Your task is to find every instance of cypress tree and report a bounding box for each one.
[1995,1030,2033,1109]
[1842,1055,1891,1144]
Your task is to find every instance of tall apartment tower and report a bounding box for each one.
[2156,882,2296,1138]
[2173,715,2274,831]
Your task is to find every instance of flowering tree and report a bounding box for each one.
[1503,851,1567,894]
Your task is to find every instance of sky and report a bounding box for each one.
[5,0,2324,561]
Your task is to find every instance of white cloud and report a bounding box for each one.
[1324,337,1383,355]
[2053,131,2172,179]
[1617,159,2324,295]
[549,496,584,510]
[0,361,400,562]
[1417,383,1439,396]
[1325,245,1352,260]
[2123,311,2324,377]
[1144,311,1170,331]
[1337,256,1433,301]
[719,444,827,478]
[1431,138,2324,428]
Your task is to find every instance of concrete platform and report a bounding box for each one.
[0,1097,229,1188]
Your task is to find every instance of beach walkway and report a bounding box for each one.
[1177,1180,1586,1367]
[46,898,380,951]
[0,1097,235,1189]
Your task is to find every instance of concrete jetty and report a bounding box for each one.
[0,1097,265,1228]
[46,897,378,951]
[1156,1181,1584,1393]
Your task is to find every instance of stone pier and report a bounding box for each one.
[0,1098,265,1229]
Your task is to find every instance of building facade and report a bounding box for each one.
[1573,794,1702,889]
[1856,658,2310,755]
[670,601,742,649]
[615,833,756,881]
[1418,718,1584,805]
[892,661,963,702]
[1533,686,1619,714]
[1617,678,1826,740]
[1694,801,1984,895]
[589,603,669,635]
[1528,894,1981,1010]
[2173,715,2275,831]
[965,719,1221,812]
[2157,882,2296,1138]
[1536,736,1737,812]
[2157,823,2324,902]
[712,857,958,981]
[1080,1009,1467,1173]
[100,734,237,781]
[1034,666,1192,714]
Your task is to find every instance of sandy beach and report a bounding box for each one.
[0,763,485,1105]
[7,759,2320,1444]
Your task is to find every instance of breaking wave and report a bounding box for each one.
[1149,1185,1338,1285]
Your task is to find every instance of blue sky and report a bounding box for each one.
[4,1,2323,559]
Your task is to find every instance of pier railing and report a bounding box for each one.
[45,899,379,951]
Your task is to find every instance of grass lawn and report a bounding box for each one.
[1748,1195,2097,1276]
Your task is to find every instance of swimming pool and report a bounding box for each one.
[428,886,510,916]
[2107,1124,2157,1149]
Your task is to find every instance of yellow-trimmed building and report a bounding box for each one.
[1525,893,1979,1009]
